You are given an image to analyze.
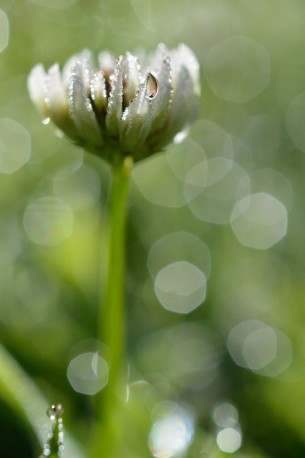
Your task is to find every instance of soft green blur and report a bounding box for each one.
[0,0,305,457]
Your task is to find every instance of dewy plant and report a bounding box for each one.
[28,43,200,458]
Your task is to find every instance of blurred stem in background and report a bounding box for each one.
[90,154,133,458]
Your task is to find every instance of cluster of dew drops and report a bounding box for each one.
[39,404,64,458]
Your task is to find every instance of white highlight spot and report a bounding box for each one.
[0,118,31,174]
[148,402,194,458]
[174,129,189,144]
[154,261,206,314]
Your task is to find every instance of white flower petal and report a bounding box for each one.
[170,64,200,127]
[148,43,169,73]
[124,52,141,105]
[69,62,102,146]
[62,50,95,87]
[47,63,67,110]
[90,71,107,112]
[150,63,199,151]
[120,81,153,152]
[148,46,173,133]
[171,44,200,96]
[27,64,50,118]
[63,56,80,87]
[79,49,96,91]
[45,63,79,138]
[106,55,125,136]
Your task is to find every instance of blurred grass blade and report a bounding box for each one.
[0,344,84,458]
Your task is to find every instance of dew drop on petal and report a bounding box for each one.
[42,117,51,125]
[146,72,159,100]
[174,129,189,144]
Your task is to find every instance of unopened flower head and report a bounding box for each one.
[28,44,200,163]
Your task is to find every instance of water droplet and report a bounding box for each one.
[42,117,50,125]
[40,404,65,458]
[146,72,159,99]
[47,403,64,420]
[174,129,189,144]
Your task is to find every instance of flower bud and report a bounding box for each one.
[28,44,200,164]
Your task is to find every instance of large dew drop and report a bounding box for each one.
[146,72,159,100]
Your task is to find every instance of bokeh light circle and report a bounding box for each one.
[205,36,271,102]
[212,402,239,429]
[227,320,293,377]
[154,261,207,314]
[230,192,288,249]
[216,427,242,454]
[67,352,109,395]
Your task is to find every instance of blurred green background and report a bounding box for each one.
[1,0,305,457]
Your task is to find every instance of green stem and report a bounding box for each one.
[91,154,133,458]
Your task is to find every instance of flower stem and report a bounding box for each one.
[91,154,133,458]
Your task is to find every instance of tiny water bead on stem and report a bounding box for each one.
[28,44,200,458]
[39,404,64,458]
